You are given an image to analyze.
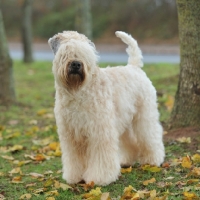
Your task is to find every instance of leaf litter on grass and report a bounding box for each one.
[1,122,200,199]
[1,62,200,199]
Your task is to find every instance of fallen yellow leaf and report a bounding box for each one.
[183,191,198,199]
[45,190,59,197]
[35,154,46,161]
[9,167,22,174]
[53,150,62,157]
[137,190,150,198]
[101,192,110,200]
[192,154,200,163]
[142,165,161,172]
[170,158,181,166]
[131,193,140,200]
[187,179,199,184]
[43,178,54,187]
[37,109,48,116]
[44,170,53,175]
[49,142,59,151]
[11,176,23,183]
[31,126,39,132]
[0,125,5,131]
[8,145,23,152]
[13,160,32,167]
[89,187,102,196]
[121,185,139,200]
[60,183,72,191]
[4,131,21,139]
[123,185,136,193]
[33,188,46,194]
[150,190,157,199]
[82,187,102,199]
[25,154,46,161]
[19,194,32,199]
[156,181,172,190]
[164,95,174,111]
[0,172,5,177]
[1,155,14,160]
[56,170,62,174]
[46,197,55,200]
[143,178,156,186]
[189,167,200,177]
[29,172,44,178]
[32,137,53,146]
[121,166,132,173]
[28,119,38,125]
[165,176,174,180]
[121,191,140,200]
[177,137,191,144]
[80,181,95,191]
[181,156,192,169]
[25,183,36,188]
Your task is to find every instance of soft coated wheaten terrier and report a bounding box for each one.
[48,31,165,186]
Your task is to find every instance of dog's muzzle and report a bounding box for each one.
[69,61,83,75]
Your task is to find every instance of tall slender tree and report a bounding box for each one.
[169,0,200,128]
[0,9,15,105]
[75,0,92,39]
[21,0,33,63]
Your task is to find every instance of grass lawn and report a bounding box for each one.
[0,61,200,200]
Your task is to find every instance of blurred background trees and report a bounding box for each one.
[21,0,33,63]
[169,0,200,128]
[1,0,178,43]
[0,9,15,105]
[75,0,92,39]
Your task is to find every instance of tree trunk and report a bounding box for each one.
[75,0,92,39]
[169,0,200,128]
[21,0,33,63]
[0,10,15,105]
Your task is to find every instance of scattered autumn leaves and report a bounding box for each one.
[0,109,64,199]
[1,109,200,199]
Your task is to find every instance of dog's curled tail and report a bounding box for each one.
[115,31,143,68]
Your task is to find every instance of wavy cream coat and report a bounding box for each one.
[48,31,165,186]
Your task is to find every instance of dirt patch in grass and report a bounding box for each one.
[164,127,200,153]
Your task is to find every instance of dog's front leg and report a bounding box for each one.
[83,134,120,186]
[59,134,85,184]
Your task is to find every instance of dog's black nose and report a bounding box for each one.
[71,61,82,70]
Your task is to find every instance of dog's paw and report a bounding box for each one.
[139,151,165,166]
[83,166,120,186]
[62,171,82,184]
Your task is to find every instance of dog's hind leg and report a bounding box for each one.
[119,129,139,167]
[132,104,165,166]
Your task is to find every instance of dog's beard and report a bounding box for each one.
[58,67,85,91]
[67,72,85,90]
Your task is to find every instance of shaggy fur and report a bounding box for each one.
[48,31,165,186]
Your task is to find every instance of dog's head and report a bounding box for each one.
[48,31,99,91]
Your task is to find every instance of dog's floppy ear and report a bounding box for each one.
[48,36,61,55]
